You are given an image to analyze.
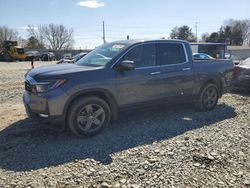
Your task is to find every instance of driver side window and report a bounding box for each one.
[121,44,155,68]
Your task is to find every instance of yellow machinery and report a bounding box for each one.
[0,41,28,61]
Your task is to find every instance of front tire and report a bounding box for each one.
[195,83,219,111]
[67,96,111,137]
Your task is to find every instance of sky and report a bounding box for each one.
[0,0,249,49]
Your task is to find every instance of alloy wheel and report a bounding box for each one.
[202,86,218,109]
[77,104,105,132]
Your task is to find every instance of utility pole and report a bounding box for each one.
[102,21,106,44]
[195,22,198,43]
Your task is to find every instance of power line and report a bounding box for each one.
[195,22,198,42]
[102,21,106,44]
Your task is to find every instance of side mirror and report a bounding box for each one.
[116,60,135,71]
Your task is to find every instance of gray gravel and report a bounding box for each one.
[0,61,249,188]
[0,61,53,105]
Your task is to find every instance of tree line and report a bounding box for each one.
[170,19,250,45]
[201,19,250,45]
[0,24,74,50]
[1,19,250,50]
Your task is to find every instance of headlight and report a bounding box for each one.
[31,79,66,93]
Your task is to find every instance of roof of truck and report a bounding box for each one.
[111,39,189,45]
[190,42,227,46]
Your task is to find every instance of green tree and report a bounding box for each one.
[205,32,220,43]
[26,36,44,49]
[216,26,232,44]
[231,22,244,45]
[225,19,250,45]
[201,33,210,42]
[222,26,232,44]
[170,25,196,42]
[204,19,250,45]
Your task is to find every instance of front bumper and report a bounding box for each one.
[23,91,49,115]
[23,90,68,127]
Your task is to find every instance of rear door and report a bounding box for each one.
[156,42,195,99]
[114,43,164,107]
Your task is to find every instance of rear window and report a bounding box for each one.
[156,43,186,65]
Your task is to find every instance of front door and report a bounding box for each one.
[114,43,164,107]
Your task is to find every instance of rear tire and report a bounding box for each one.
[67,96,111,137]
[195,83,219,111]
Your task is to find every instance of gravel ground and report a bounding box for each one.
[0,61,249,188]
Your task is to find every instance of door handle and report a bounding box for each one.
[150,71,161,75]
[182,68,191,71]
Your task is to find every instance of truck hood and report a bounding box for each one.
[28,64,102,80]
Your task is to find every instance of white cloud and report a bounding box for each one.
[76,0,105,8]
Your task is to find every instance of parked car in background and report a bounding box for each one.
[41,52,56,61]
[57,52,88,64]
[228,54,242,65]
[62,53,72,59]
[25,51,41,61]
[23,39,234,137]
[193,53,215,60]
[234,57,250,91]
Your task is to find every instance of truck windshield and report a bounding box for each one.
[76,43,128,67]
[16,48,24,54]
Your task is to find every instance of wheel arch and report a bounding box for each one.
[63,89,118,122]
[199,76,223,97]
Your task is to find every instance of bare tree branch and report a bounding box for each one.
[26,24,74,49]
[0,26,18,48]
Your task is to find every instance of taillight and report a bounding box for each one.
[232,64,237,81]
[232,65,239,80]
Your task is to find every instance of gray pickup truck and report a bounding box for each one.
[23,39,234,137]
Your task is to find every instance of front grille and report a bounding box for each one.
[25,81,32,92]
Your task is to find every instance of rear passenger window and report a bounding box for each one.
[121,44,155,68]
[156,43,186,65]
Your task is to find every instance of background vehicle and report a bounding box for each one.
[228,54,242,65]
[57,52,87,64]
[62,53,72,59]
[234,57,250,91]
[25,50,41,61]
[23,39,234,137]
[190,42,227,59]
[41,52,56,61]
[193,53,215,60]
[0,41,28,62]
